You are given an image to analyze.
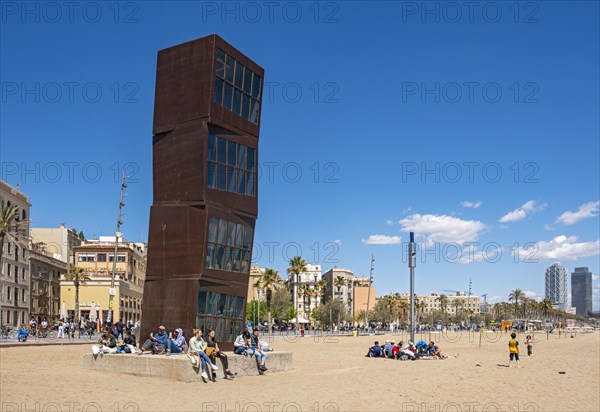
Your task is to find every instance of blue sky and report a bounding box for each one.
[1,1,599,309]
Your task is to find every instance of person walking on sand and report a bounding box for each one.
[508,332,520,367]
[524,335,533,356]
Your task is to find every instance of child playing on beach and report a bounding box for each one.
[524,335,533,356]
[508,332,520,367]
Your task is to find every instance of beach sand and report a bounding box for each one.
[1,330,598,411]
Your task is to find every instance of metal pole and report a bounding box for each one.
[408,232,416,343]
[107,175,127,325]
[365,254,374,329]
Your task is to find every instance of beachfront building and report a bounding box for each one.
[29,242,68,323]
[352,276,376,320]
[323,268,354,315]
[60,236,146,324]
[0,180,31,327]
[286,264,322,322]
[571,267,593,317]
[30,223,82,265]
[545,262,568,311]
[247,264,264,303]
[418,293,481,317]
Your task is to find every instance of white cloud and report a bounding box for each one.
[386,220,395,225]
[461,200,482,209]
[398,214,486,245]
[512,235,600,261]
[499,200,547,223]
[592,274,599,281]
[331,239,342,245]
[487,295,505,304]
[544,224,555,231]
[401,207,412,215]
[523,289,542,301]
[556,201,600,225]
[361,235,402,245]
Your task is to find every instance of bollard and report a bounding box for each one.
[479,329,482,348]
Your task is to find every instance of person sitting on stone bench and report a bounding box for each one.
[234,330,251,355]
[138,325,170,355]
[207,330,236,380]
[188,328,219,383]
[92,328,117,355]
[247,328,268,374]
[166,328,186,356]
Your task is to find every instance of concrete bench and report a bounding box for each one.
[83,351,293,382]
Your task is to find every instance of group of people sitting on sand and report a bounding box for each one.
[91,325,271,383]
[365,339,454,360]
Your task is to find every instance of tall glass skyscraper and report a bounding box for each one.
[571,267,593,317]
[545,262,568,311]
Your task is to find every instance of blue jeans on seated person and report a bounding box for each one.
[197,351,213,370]
[247,348,266,363]
[168,340,182,354]
[116,345,131,354]
[234,346,247,355]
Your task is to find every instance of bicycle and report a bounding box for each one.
[1,326,18,340]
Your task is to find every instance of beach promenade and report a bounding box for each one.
[1,330,598,411]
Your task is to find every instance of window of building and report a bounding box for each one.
[214,48,261,124]
[109,255,126,263]
[21,289,25,302]
[14,288,18,302]
[7,243,10,254]
[14,246,18,262]
[14,266,18,278]
[97,253,107,262]
[78,254,96,262]
[7,263,11,278]
[205,216,252,273]
[207,134,256,197]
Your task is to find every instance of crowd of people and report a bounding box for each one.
[365,339,454,360]
[91,324,272,383]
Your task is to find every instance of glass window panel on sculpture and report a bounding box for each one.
[198,291,207,314]
[247,172,255,196]
[215,318,225,342]
[251,74,261,99]
[225,55,234,83]
[235,225,243,247]
[237,145,247,169]
[216,49,225,78]
[233,89,242,115]
[237,170,246,195]
[214,78,223,105]
[226,295,235,317]
[249,99,259,124]
[232,249,241,272]
[217,219,227,244]
[207,163,216,189]
[234,61,244,89]
[227,140,236,166]
[218,294,227,316]
[240,251,249,274]
[247,148,255,172]
[208,292,219,315]
[235,297,244,318]
[217,165,227,190]
[223,83,233,110]
[242,94,250,119]
[217,137,226,163]
[243,67,252,94]
[224,247,233,271]
[227,167,236,192]
[227,222,236,246]
[208,134,216,161]
[243,227,253,249]
[205,243,215,269]
[215,246,225,270]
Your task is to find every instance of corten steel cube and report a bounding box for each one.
[141,35,264,349]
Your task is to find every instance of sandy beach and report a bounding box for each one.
[1,330,598,412]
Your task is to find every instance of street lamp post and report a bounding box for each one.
[365,255,374,330]
[107,175,127,325]
[408,232,416,343]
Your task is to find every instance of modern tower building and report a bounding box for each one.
[141,35,264,348]
[571,267,593,317]
[545,262,568,311]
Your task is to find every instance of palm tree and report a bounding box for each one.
[540,298,553,322]
[398,299,409,324]
[298,285,311,319]
[508,289,525,318]
[257,267,282,333]
[63,266,91,321]
[437,294,449,321]
[334,276,346,294]
[415,297,426,324]
[287,256,307,332]
[315,279,327,305]
[0,200,25,281]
